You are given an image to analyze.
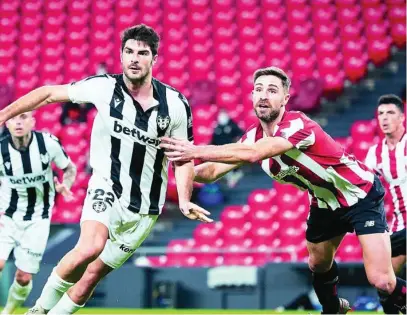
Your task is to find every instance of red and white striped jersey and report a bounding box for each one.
[365,132,407,232]
[241,111,374,210]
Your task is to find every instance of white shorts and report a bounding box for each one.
[0,215,50,274]
[80,175,158,269]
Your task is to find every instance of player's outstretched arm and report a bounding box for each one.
[160,136,294,164]
[0,85,70,125]
[173,160,213,223]
[194,162,241,183]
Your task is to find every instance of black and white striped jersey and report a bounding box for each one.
[0,131,70,221]
[67,74,193,215]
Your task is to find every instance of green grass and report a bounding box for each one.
[13,308,382,314]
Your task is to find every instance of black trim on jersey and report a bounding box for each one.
[42,182,50,219]
[108,75,126,198]
[20,146,37,220]
[110,137,123,198]
[128,142,146,212]
[148,79,171,214]
[35,132,51,218]
[180,95,193,141]
[1,137,18,218]
[1,137,13,176]
[23,187,37,221]
[109,78,125,120]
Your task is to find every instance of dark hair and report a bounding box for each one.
[378,94,404,113]
[121,24,160,56]
[253,66,291,92]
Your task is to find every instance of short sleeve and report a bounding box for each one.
[364,145,378,171]
[275,117,315,150]
[238,124,261,145]
[170,94,194,142]
[67,75,110,105]
[44,133,71,169]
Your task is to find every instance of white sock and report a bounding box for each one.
[48,293,83,315]
[36,268,74,311]
[1,279,33,314]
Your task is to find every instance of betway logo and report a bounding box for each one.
[9,174,47,185]
[119,244,135,254]
[274,166,300,180]
[113,121,160,146]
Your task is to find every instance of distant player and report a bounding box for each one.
[160,67,407,314]
[0,24,211,315]
[0,111,76,314]
[365,94,406,314]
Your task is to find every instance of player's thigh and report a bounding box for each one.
[358,232,395,285]
[0,215,17,263]
[307,234,346,271]
[14,219,50,274]
[99,213,158,269]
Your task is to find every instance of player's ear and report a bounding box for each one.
[31,116,36,128]
[152,54,158,65]
[283,93,290,105]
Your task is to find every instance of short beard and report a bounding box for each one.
[125,70,149,87]
[254,108,280,123]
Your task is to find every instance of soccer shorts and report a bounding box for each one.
[81,175,158,269]
[0,215,50,274]
[390,228,406,257]
[306,175,389,243]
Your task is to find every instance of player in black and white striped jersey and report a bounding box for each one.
[0,111,77,315]
[0,24,212,315]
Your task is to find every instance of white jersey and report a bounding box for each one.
[0,131,70,221]
[365,132,407,232]
[67,74,193,215]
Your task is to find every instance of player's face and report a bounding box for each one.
[121,39,157,84]
[6,112,35,137]
[252,75,290,123]
[377,104,405,135]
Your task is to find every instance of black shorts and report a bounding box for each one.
[306,176,389,243]
[390,228,406,257]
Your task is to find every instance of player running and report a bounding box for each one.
[365,94,406,314]
[0,111,76,314]
[160,67,407,314]
[0,24,211,315]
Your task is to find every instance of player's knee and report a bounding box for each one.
[75,245,103,264]
[0,260,6,272]
[308,255,332,273]
[15,270,32,286]
[367,272,395,293]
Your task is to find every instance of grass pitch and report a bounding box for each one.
[14,308,381,314]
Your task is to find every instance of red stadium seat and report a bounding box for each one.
[193,224,222,246]
[391,23,406,48]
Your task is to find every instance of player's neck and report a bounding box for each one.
[385,125,405,149]
[123,73,153,99]
[261,107,286,136]
[11,132,32,151]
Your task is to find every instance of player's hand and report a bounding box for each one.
[179,202,213,223]
[54,177,73,201]
[160,137,197,162]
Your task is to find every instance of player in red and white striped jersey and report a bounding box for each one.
[365,94,406,314]
[161,67,406,314]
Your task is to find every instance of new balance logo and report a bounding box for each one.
[364,220,375,227]
[119,244,135,254]
[113,120,160,146]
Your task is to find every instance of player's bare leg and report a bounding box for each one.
[307,234,350,314]
[359,233,406,313]
[2,269,33,314]
[0,259,5,279]
[48,258,113,314]
[26,221,108,314]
